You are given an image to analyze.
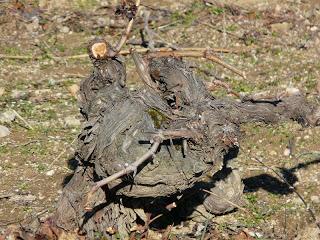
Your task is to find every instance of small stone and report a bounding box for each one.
[96,17,109,27]
[275,4,281,12]
[10,194,36,204]
[303,135,310,140]
[285,87,301,96]
[26,17,40,33]
[0,87,5,96]
[271,22,292,33]
[46,169,55,176]
[248,231,263,238]
[67,84,80,98]
[310,26,318,32]
[292,197,303,205]
[0,125,10,138]
[64,116,81,127]
[283,148,291,156]
[60,26,70,33]
[38,192,45,200]
[100,0,110,7]
[11,90,29,100]
[269,150,277,156]
[0,110,16,123]
[310,195,320,204]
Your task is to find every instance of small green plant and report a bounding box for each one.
[246,193,258,204]
[226,24,237,32]
[23,206,33,213]
[18,182,29,191]
[75,0,98,10]
[35,163,47,173]
[209,6,225,15]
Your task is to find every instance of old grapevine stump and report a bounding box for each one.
[52,39,320,239]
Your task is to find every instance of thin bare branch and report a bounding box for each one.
[0,47,251,61]
[11,109,33,130]
[84,137,161,210]
[147,49,246,79]
[110,0,141,56]
[205,81,242,98]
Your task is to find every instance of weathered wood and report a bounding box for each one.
[50,43,320,238]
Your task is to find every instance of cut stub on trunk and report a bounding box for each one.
[40,43,320,239]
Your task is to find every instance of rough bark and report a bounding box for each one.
[47,39,320,239]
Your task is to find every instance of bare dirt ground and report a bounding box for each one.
[0,0,320,239]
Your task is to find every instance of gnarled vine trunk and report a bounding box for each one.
[48,39,320,239]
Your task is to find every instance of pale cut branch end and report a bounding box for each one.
[91,42,108,59]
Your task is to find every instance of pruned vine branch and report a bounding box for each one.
[85,137,162,210]
[147,49,246,79]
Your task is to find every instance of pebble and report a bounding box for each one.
[46,169,55,176]
[285,87,301,96]
[67,84,80,98]
[310,195,320,204]
[292,197,303,205]
[269,150,277,156]
[60,26,70,33]
[271,22,292,33]
[11,90,29,100]
[0,125,10,138]
[38,192,45,200]
[64,116,81,127]
[9,194,36,204]
[0,87,4,96]
[0,110,16,123]
[248,231,263,238]
[96,17,109,27]
[283,148,291,156]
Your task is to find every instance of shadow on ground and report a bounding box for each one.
[243,157,320,195]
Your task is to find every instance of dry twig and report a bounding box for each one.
[205,81,242,98]
[11,109,33,130]
[109,0,141,57]
[0,47,250,61]
[84,129,200,210]
[147,49,246,79]
[85,136,162,210]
